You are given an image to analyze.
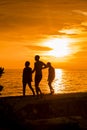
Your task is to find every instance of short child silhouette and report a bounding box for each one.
[47,62,55,94]
[22,61,35,96]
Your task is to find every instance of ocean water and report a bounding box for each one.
[0,69,87,97]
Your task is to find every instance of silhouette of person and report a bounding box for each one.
[47,62,55,94]
[32,55,47,96]
[0,67,4,77]
[22,61,35,96]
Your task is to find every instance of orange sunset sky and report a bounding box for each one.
[0,0,87,69]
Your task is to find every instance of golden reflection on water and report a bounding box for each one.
[53,69,65,94]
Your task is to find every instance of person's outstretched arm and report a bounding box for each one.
[42,62,47,69]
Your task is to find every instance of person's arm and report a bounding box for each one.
[32,63,35,73]
[22,69,24,82]
[42,62,47,69]
[30,68,33,81]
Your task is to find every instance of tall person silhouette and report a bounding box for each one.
[32,55,47,96]
[22,61,35,96]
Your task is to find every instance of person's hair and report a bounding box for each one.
[25,61,30,67]
[47,62,51,66]
[35,55,40,61]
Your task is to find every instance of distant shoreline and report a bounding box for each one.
[0,91,87,98]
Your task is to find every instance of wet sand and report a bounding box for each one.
[0,92,87,130]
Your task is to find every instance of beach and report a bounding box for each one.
[0,92,87,130]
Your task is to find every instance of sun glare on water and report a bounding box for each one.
[44,37,73,58]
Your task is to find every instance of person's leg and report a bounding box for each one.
[28,82,35,96]
[35,75,42,95]
[48,81,54,94]
[23,82,26,96]
[37,75,42,95]
[35,81,39,95]
[37,82,42,94]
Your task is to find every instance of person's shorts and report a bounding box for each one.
[35,75,42,83]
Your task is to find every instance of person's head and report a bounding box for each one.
[25,61,30,67]
[35,55,40,61]
[47,62,51,67]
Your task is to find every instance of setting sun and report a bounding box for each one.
[43,37,73,58]
[0,0,87,69]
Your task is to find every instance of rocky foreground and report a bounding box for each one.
[0,92,87,130]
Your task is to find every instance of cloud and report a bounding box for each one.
[73,10,87,16]
[25,45,52,51]
[58,27,85,35]
[81,22,87,27]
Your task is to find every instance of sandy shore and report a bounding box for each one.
[0,92,87,130]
